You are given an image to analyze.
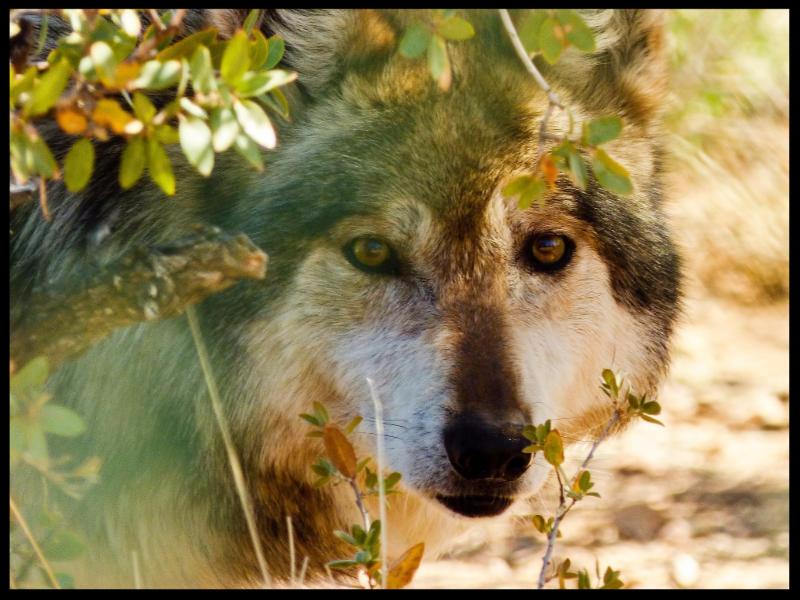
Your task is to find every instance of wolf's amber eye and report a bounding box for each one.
[345,236,398,275]
[525,233,574,272]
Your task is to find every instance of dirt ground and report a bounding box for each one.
[410,282,789,589]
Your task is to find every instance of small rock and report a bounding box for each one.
[614,504,667,541]
[671,553,700,588]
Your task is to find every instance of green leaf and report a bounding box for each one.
[25,421,49,464]
[146,137,175,196]
[543,430,564,467]
[221,30,250,86]
[344,415,363,435]
[243,9,261,34]
[209,106,239,152]
[354,550,371,564]
[63,138,94,192]
[312,402,330,426]
[233,99,276,149]
[30,136,58,178]
[365,520,381,548]
[522,424,538,441]
[531,514,547,533]
[437,16,475,41]
[327,560,359,569]
[351,524,367,545]
[577,569,592,589]
[578,470,592,491]
[584,116,623,146]
[119,136,146,189]
[557,9,596,53]
[601,369,619,397]
[250,30,270,69]
[384,472,402,490]
[11,65,38,105]
[43,531,86,561]
[153,124,179,145]
[640,414,665,426]
[642,401,661,415]
[517,10,547,55]
[11,356,50,396]
[179,96,208,119]
[356,457,371,473]
[299,413,320,427]
[236,69,297,98]
[26,59,72,117]
[132,91,157,122]
[263,35,286,70]
[334,530,358,546]
[90,41,117,82]
[179,115,214,176]
[399,23,431,59]
[503,175,533,198]
[189,45,216,94]
[427,34,450,89]
[40,404,87,437]
[133,59,182,91]
[592,148,633,195]
[567,147,588,190]
[233,133,264,171]
[539,18,563,64]
[518,177,546,209]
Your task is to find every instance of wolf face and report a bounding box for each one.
[11,9,680,587]
[232,7,679,523]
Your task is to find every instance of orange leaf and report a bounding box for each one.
[540,154,558,189]
[114,61,142,89]
[386,543,425,589]
[56,107,88,135]
[323,425,357,479]
[92,99,133,134]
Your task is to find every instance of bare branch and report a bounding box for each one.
[10,225,267,371]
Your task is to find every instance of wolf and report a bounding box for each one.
[10,9,680,588]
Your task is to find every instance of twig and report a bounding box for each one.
[348,478,371,533]
[298,556,310,586]
[9,496,60,589]
[366,377,389,589]
[132,550,143,589]
[38,176,51,222]
[286,515,296,584]
[187,306,272,588]
[537,408,622,589]
[498,9,565,167]
[132,9,187,62]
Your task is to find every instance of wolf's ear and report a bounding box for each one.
[546,9,667,126]
[205,9,396,97]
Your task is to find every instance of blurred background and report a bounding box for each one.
[412,9,789,589]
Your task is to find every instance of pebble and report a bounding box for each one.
[671,553,700,588]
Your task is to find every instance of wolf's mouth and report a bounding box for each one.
[435,494,513,517]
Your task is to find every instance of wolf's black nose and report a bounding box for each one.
[444,420,532,482]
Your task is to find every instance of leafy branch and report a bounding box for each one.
[498,9,634,207]
[525,369,663,589]
[300,403,422,589]
[9,8,296,213]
